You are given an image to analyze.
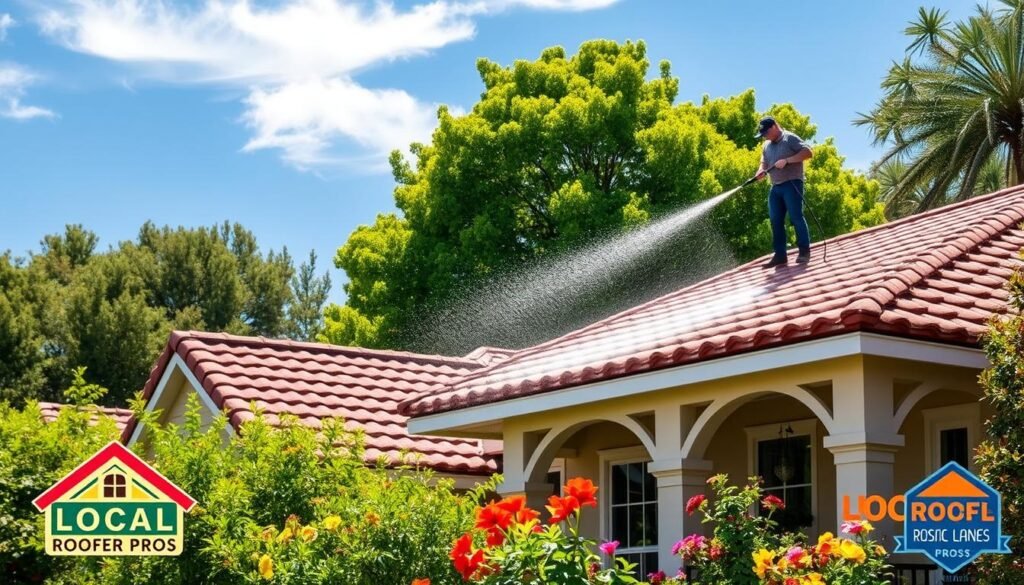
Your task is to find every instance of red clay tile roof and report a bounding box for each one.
[39,402,134,432]
[127,332,503,476]
[402,186,1024,417]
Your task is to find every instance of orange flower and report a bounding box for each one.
[546,494,581,524]
[450,533,487,581]
[475,501,513,531]
[496,495,540,524]
[411,580,430,585]
[564,478,598,508]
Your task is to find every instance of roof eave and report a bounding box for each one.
[407,331,988,436]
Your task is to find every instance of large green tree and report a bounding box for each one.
[325,40,884,351]
[858,2,1024,215]
[0,222,329,407]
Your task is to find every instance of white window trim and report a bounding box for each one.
[547,458,566,496]
[745,419,818,535]
[597,446,657,565]
[922,403,981,474]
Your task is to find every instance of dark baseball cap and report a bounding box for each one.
[755,116,777,138]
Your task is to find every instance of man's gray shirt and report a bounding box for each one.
[761,130,810,185]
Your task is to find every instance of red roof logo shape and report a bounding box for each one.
[32,441,196,512]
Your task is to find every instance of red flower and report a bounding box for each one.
[761,494,786,511]
[564,477,598,508]
[485,526,505,547]
[411,580,430,585]
[685,494,706,515]
[545,494,581,524]
[450,533,486,581]
[496,495,540,524]
[475,501,513,531]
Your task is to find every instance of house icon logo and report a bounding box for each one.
[32,441,196,556]
[893,461,1011,572]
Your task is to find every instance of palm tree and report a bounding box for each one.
[872,154,1006,219]
[856,2,1024,214]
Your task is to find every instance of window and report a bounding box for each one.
[746,419,817,533]
[103,473,126,498]
[923,403,980,473]
[940,427,969,468]
[603,455,658,576]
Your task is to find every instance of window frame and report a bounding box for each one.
[745,418,818,534]
[103,473,127,499]
[922,403,980,474]
[598,446,658,574]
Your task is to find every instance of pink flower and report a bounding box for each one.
[708,544,724,561]
[841,520,872,535]
[599,540,620,556]
[685,494,706,515]
[672,534,708,560]
[647,570,667,584]
[761,494,786,511]
[785,546,807,567]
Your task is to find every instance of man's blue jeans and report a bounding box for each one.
[768,179,811,258]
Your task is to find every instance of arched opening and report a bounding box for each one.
[522,418,658,575]
[894,385,987,496]
[682,387,835,536]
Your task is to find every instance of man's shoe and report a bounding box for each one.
[763,255,788,268]
[796,249,811,264]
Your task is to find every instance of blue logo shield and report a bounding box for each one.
[893,461,1011,572]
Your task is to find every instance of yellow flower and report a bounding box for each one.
[322,515,342,532]
[817,532,835,546]
[276,527,293,543]
[860,520,874,534]
[300,526,318,542]
[258,554,273,580]
[752,549,775,578]
[365,512,380,526]
[874,544,886,556]
[801,573,825,585]
[839,540,867,564]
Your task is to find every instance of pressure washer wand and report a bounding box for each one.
[740,168,828,263]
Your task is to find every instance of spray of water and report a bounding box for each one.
[404,187,743,354]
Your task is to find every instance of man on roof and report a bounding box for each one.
[754,116,814,267]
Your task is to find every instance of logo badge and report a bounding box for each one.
[32,441,196,556]
[893,461,1011,572]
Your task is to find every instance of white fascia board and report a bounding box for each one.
[407,332,987,435]
[126,353,234,446]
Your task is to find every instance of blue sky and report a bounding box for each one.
[1,0,973,303]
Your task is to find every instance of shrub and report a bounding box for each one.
[91,395,487,585]
[675,474,788,584]
[0,399,120,584]
[975,255,1024,584]
[449,477,643,584]
[750,520,889,585]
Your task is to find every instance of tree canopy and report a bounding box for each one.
[325,40,885,352]
[857,3,1024,215]
[0,223,332,407]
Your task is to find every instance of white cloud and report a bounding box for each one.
[33,0,620,169]
[241,77,441,171]
[0,65,56,120]
[0,14,14,40]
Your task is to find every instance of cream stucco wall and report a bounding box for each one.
[489,349,988,570]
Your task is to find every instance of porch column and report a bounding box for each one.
[826,359,903,547]
[649,458,712,574]
[824,439,903,548]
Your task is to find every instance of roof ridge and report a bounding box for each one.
[169,330,481,368]
[839,200,1024,323]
